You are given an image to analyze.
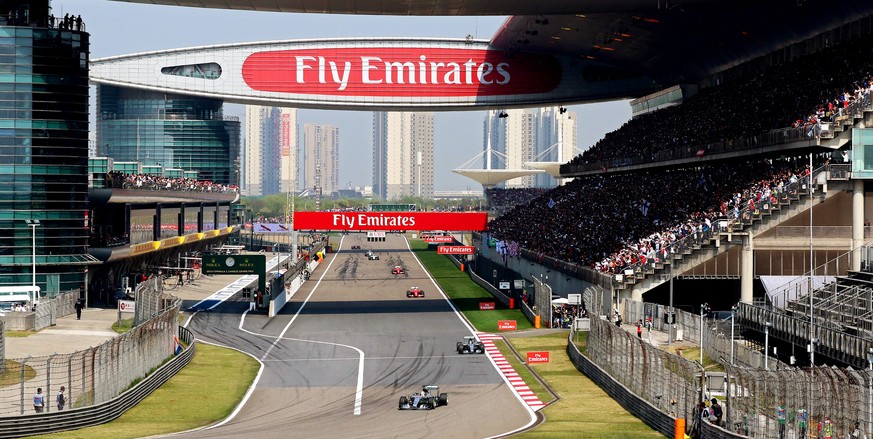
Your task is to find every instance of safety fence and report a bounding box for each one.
[34,290,79,331]
[0,279,181,417]
[0,327,195,438]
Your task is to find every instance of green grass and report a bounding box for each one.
[411,239,660,438]
[670,346,724,372]
[492,339,552,403]
[511,333,663,439]
[410,239,533,333]
[111,318,135,334]
[32,343,259,439]
[5,331,36,337]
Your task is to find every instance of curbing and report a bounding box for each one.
[0,327,196,438]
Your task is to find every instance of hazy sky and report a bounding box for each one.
[66,0,632,190]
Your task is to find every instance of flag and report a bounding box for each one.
[547,197,556,209]
[640,199,651,217]
[696,149,706,157]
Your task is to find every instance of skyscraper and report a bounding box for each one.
[303,124,339,196]
[0,1,96,292]
[98,85,240,185]
[372,112,434,200]
[243,106,298,196]
[483,107,577,188]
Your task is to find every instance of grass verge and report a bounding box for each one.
[409,239,532,333]
[411,239,660,438]
[511,332,663,439]
[111,318,134,334]
[492,339,552,403]
[32,343,259,439]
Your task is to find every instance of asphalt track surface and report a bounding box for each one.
[179,233,533,439]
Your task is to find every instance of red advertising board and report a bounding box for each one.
[293,212,487,231]
[479,302,495,310]
[242,48,562,97]
[425,236,455,243]
[438,246,475,255]
[497,320,517,331]
[526,351,550,364]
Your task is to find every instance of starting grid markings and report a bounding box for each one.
[477,332,546,411]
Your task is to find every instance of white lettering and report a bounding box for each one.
[330,61,351,91]
[429,62,445,84]
[295,56,316,84]
[385,61,417,84]
[496,62,510,85]
[418,55,427,84]
[318,56,326,84]
[444,63,461,84]
[361,57,382,84]
[477,62,493,85]
[463,59,476,84]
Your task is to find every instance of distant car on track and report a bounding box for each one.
[392,266,406,275]
[456,335,484,354]
[406,286,425,298]
[398,385,447,410]
[351,245,361,249]
[367,253,379,260]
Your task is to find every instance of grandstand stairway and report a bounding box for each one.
[621,169,847,300]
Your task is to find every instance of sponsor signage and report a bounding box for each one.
[527,351,550,364]
[131,241,161,256]
[425,236,455,243]
[513,279,525,289]
[499,281,511,290]
[293,212,488,231]
[118,300,136,313]
[479,302,495,310]
[242,48,562,98]
[202,254,266,294]
[497,320,517,331]
[568,293,582,305]
[367,231,387,238]
[253,223,292,233]
[437,246,475,255]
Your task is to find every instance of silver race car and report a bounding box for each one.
[398,385,448,410]
[456,335,485,354]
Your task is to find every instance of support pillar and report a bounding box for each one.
[853,179,865,271]
[741,234,754,304]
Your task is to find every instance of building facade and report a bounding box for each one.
[0,1,97,293]
[303,124,339,196]
[372,112,434,200]
[97,85,240,186]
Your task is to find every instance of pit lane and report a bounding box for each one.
[179,232,533,439]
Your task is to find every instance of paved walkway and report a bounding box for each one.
[4,272,240,359]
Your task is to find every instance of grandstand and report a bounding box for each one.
[483,20,873,370]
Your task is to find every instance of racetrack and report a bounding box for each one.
[180,233,533,438]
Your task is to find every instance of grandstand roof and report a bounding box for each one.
[524,162,563,178]
[452,169,545,188]
[113,0,873,87]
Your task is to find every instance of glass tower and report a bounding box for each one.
[0,1,94,293]
[97,85,240,185]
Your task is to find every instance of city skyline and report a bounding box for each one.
[70,0,633,191]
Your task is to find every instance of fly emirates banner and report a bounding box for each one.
[293,212,488,231]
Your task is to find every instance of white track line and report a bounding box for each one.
[402,236,538,437]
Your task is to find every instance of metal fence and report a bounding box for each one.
[0,282,181,417]
[34,290,79,331]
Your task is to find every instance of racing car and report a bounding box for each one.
[392,265,406,275]
[456,335,485,354]
[406,286,425,298]
[398,385,447,410]
[351,245,361,250]
[367,252,379,260]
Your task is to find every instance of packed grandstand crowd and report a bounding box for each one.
[488,156,824,274]
[567,34,873,168]
[107,171,238,193]
[486,188,549,213]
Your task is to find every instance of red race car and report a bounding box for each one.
[392,266,406,275]
[407,286,425,298]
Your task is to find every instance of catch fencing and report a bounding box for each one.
[583,288,873,438]
[34,290,79,330]
[0,281,181,417]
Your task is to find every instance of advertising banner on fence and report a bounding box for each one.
[118,300,136,313]
[497,320,517,331]
[437,246,475,255]
[479,302,495,310]
[252,223,292,233]
[293,212,487,231]
[425,236,455,243]
[526,351,550,363]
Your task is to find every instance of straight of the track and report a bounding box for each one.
[178,233,533,439]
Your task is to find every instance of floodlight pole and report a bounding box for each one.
[25,220,40,301]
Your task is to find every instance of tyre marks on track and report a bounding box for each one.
[477,332,546,411]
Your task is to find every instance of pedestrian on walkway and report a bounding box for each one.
[33,388,44,413]
[637,321,643,339]
[74,299,83,320]
[56,386,66,410]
